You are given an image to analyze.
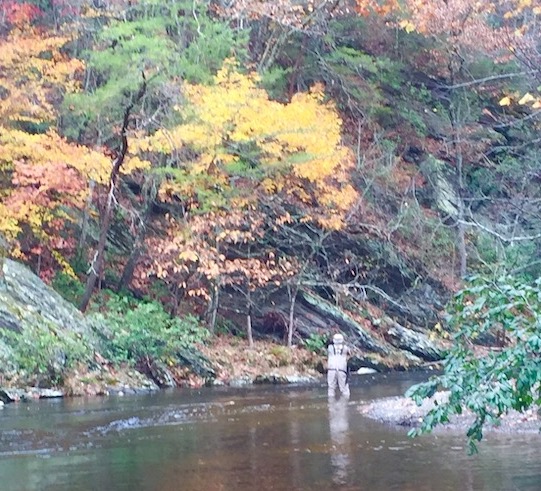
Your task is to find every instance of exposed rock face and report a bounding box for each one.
[385,323,444,362]
[255,289,445,369]
[0,259,95,375]
[0,259,91,336]
[0,260,160,394]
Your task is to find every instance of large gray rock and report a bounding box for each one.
[0,259,216,393]
[385,322,445,362]
[297,290,425,369]
[0,259,97,388]
[0,259,91,336]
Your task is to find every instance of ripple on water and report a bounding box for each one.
[84,401,239,437]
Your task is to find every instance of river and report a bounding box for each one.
[1,372,540,491]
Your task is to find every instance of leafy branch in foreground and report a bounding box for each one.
[406,275,541,453]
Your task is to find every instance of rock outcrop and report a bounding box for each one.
[0,260,165,395]
[0,259,92,336]
[253,289,445,370]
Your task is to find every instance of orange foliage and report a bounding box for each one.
[0,24,148,272]
[397,0,541,59]
[1,1,42,27]
[397,0,506,58]
[0,26,84,125]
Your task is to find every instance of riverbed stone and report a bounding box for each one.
[37,388,64,398]
[229,377,253,387]
[253,373,318,385]
[0,388,18,403]
[359,392,541,434]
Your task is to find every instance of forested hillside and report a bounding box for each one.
[1,0,540,405]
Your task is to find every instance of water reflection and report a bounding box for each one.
[2,374,541,491]
[328,396,351,485]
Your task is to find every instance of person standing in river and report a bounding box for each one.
[327,333,351,399]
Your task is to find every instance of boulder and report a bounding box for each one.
[384,322,445,362]
[0,259,92,337]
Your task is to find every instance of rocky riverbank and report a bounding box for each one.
[359,392,541,434]
[0,335,324,403]
[0,258,442,403]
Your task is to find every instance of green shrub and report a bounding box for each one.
[303,332,328,354]
[51,271,85,306]
[2,324,92,385]
[90,293,208,366]
[407,275,541,453]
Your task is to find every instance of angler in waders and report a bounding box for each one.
[327,333,351,399]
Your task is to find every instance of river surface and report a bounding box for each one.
[1,372,540,491]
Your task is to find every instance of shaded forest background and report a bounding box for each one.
[1,0,541,387]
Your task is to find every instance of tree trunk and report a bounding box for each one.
[116,237,144,292]
[246,287,254,348]
[79,76,147,312]
[457,203,467,278]
[77,179,95,257]
[287,284,297,348]
[117,178,157,291]
[454,115,467,278]
[448,49,468,278]
[207,280,220,334]
[79,176,119,312]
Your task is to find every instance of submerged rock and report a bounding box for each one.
[253,373,318,385]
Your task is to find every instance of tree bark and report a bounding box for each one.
[77,179,95,257]
[116,236,144,292]
[79,76,147,312]
[286,284,297,348]
[116,177,157,291]
[246,287,254,348]
[206,280,220,334]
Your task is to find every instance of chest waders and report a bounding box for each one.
[329,345,350,382]
[328,344,350,398]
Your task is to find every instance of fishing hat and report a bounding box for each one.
[333,333,344,344]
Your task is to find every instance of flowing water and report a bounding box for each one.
[1,372,540,491]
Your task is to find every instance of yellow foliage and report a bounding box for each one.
[317,214,346,231]
[399,19,417,33]
[518,92,535,105]
[0,129,149,185]
[498,92,541,109]
[179,250,199,262]
[0,129,110,185]
[145,58,357,229]
[261,178,276,193]
[0,204,21,243]
[51,250,77,279]
[0,27,84,125]
[123,155,152,175]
